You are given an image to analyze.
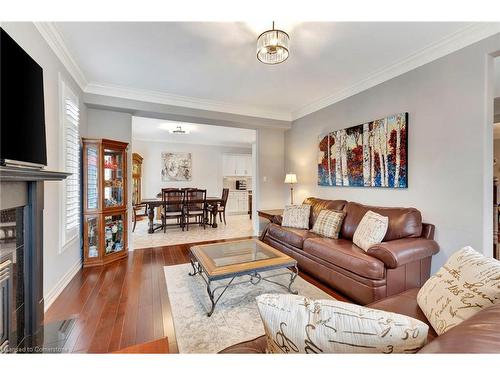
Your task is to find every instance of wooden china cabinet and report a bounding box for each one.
[82,138,129,267]
[132,152,143,205]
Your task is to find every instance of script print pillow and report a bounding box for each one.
[417,246,500,335]
[281,204,311,229]
[353,210,389,251]
[256,294,429,354]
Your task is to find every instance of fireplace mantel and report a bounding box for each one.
[0,165,69,352]
[0,166,70,182]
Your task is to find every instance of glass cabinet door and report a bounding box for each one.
[132,177,139,205]
[86,144,99,210]
[103,148,124,208]
[104,213,125,255]
[86,216,99,259]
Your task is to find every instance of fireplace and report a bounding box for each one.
[0,166,68,353]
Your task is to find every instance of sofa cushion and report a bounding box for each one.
[303,197,347,228]
[353,211,389,251]
[267,223,319,249]
[281,204,311,229]
[311,209,345,239]
[303,238,385,280]
[417,246,500,335]
[418,302,500,353]
[368,288,437,343]
[218,335,267,354]
[341,202,422,241]
[256,294,429,354]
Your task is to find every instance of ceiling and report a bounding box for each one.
[48,22,500,120]
[132,116,255,147]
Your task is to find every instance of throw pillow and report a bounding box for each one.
[417,246,500,335]
[353,210,389,251]
[256,294,429,354]
[281,204,311,229]
[311,209,346,239]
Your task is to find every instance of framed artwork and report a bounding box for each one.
[318,112,408,188]
[161,152,192,181]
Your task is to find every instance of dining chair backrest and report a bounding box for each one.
[221,188,229,206]
[162,188,184,213]
[184,188,207,212]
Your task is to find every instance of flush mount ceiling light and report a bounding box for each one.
[256,21,290,65]
[169,125,190,135]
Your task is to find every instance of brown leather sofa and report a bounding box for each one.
[219,288,500,353]
[262,197,440,305]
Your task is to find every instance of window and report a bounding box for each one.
[61,80,80,247]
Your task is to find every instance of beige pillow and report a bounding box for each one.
[311,209,345,239]
[353,210,389,251]
[281,204,311,229]
[256,294,429,354]
[417,246,500,335]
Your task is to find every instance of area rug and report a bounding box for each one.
[164,263,334,353]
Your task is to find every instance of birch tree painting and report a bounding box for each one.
[318,112,407,188]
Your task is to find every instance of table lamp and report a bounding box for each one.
[284,173,297,205]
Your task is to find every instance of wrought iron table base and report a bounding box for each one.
[189,260,299,317]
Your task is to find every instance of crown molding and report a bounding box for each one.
[34,22,88,90]
[291,23,500,121]
[85,81,292,121]
[33,21,500,123]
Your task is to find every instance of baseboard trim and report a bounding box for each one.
[44,258,82,312]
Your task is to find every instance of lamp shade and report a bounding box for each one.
[284,173,297,184]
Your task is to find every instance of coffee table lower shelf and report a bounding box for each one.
[188,259,299,317]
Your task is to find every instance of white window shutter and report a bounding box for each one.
[62,83,80,243]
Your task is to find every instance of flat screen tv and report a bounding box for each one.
[1,27,47,167]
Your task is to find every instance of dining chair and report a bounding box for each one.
[132,203,148,232]
[161,188,185,232]
[217,188,229,225]
[183,188,207,231]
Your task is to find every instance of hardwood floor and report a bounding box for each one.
[44,237,349,353]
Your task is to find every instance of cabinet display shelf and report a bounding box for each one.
[82,138,129,268]
[132,153,143,205]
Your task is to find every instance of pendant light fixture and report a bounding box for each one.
[256,21,290,65]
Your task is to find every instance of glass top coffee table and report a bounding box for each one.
[189,238,298,316]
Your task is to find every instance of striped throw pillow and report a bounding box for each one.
[311,209,345,239]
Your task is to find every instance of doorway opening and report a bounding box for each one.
[129,116,257,250]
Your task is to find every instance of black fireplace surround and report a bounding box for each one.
[0,166,68,353]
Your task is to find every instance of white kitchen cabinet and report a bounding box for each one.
[222,154,252,176]
[226,191,249,213]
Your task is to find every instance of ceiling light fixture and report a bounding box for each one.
[256,21,290,65]
[169,125,189,135]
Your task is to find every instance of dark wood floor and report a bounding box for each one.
[44,237,348,353]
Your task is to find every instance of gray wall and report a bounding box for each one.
[255,128,286,233]
[286,33,500,273]
[1,22,88,308]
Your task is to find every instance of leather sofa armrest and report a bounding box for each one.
[366,238,439,269]
[272,215,283,225]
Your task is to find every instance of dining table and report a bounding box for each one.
[140,197,224,234]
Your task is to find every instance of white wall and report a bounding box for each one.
[1,23,88,309]
[132,139,251,198]
[286,33,500,273]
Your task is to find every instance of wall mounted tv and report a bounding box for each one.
[1,27,47,167]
